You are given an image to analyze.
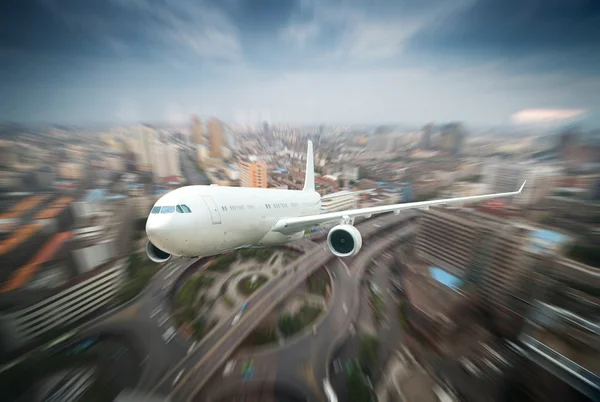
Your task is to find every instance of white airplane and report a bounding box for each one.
[145,141,525,262]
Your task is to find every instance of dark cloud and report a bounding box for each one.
[409,0,600,73]
[2,0,599,124]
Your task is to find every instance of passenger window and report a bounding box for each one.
[181,205,192,213]
[176,205,184,213]
[160,206,175,214]
[151,206,161,214]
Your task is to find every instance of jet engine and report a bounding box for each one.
[327,224,363,258]
[146,240,171,263]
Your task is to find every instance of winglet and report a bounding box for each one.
[302,140,315,192]
[518,181,526,193]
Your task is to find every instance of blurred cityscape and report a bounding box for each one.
[0,118,599,402]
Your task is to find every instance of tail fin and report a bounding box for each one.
[303,140,315,192]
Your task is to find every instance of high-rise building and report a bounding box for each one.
[208,118,224,158]
[192,116,204,145]
[420,123,434,149]
[483,160,556,206]
[239,160,267,188]
[151,142,180,180]
[483,158,525,193]
[439,122,466,156]
[416,207,531,308]
[131,125,158,172]
[320,191,359,213]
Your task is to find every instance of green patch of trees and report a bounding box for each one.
[358,335,380,367]
[223,295,235,309]
[237,276,268,296]
[307,270,330,296]
[192,319,217,341]
[278,305,323,337]
[239,248,275,262]
[117,253,159,304]
[346,361,372,402]
[370,289,386,322]
[208,253,238,272]
[248,327,278,346]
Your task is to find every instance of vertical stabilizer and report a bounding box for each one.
[303,140,315,192]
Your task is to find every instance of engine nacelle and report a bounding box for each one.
[327,224,363,258]
[146,240,171,263]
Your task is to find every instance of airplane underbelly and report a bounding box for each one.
[256,230,303,246]
[222,215,273,249]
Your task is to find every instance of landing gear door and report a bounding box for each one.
[201,195,222,224]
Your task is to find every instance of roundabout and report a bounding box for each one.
[171,247,304,343]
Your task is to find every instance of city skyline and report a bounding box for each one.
[2,0,600,126]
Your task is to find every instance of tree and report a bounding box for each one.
[347,362,371,402]
[278,314,296,336]
[359,335,380,367]
[338,178,344,188]
[192,320,205,337]
[177,281,198,307]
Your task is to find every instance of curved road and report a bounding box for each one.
[202,224,417,402]
[148,212,417,402]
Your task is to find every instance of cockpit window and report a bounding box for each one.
[181,205,192,213]
[176,205,184,213]
[151,206,161,214]
[160,206,175,214]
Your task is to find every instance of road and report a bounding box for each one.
[328,250,407,401]
[145,212,417,401]
[200,224,417,402]
[80,257,212,391]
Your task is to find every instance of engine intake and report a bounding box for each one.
[146,240,171,263]
[327,224,363,258]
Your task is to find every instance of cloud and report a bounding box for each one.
[280,0,474,62]
[40,0,243,61]
[346,21,423,60]
[511,109,587,124]
[283,22,319,48]
[409,0,600,75]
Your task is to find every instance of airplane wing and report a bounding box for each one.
[271,181,526,235]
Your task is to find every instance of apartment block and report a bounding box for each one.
[239,160,267,188]
[416,207,531,308]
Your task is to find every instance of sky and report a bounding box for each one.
[1,0,600,127]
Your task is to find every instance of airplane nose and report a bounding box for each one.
[146,215,172,245]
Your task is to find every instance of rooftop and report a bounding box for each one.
[1,231,73,293]
[0,195,48,221]
[0,223,44,256]
[33,197,74,220]
[429,267,464,291]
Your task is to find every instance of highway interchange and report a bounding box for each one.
[60,207,416,402]
[202,224,416,402]
[138,212,417,401]
[59,153,420,402]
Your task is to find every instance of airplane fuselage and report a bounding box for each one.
[146,185,321,258]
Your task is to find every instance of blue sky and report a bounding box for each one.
[1,0,600,126]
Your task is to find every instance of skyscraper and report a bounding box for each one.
[439,122,466,156]
[416,207,530,308]
[239,160,267,188]
[134,125,157,172]
[208,118,223,158]
[192,116,204,145]
[484,160,557,206]
[420,123,434,149]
